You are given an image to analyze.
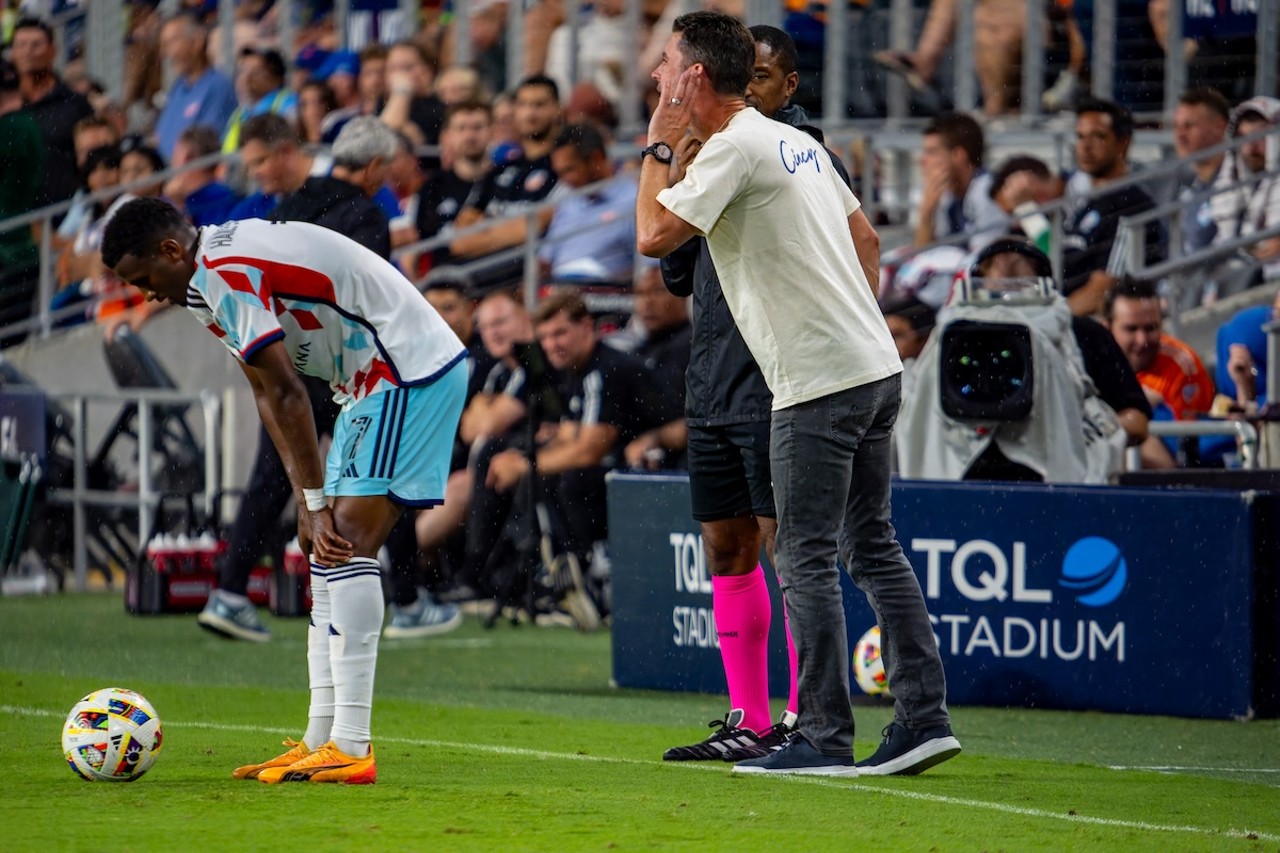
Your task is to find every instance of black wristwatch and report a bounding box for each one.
[641,142,674,165]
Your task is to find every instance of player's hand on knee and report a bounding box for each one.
[307,508,354,566]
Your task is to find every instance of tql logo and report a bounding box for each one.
[1059,537,1128,606]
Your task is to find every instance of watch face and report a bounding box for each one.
[651,143,673,163]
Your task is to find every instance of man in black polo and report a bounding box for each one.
[11,17,92,213]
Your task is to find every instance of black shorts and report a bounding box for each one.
[687,421,775,522]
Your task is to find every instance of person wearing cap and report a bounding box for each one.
[222,46,298,154]
[153,11,237,162]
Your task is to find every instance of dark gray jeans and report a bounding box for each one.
[770,375,950,756]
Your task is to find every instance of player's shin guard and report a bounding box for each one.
[712,566,772,735]
[303,559,334,750]
[325,557,384,756]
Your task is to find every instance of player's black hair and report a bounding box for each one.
[101,197,190,269]
[672,11,754,97]
[1075,97,1135,142]
[748,25,798,77]
[554,123,606,160]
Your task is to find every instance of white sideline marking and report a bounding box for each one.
[12,704,1277,843]
[1108,765,1280,774]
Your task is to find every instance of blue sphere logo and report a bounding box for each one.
[1060,537,1128,607]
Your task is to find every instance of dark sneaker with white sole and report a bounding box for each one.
[198,592,271,642]
[733,734,858,776]
[856,722,961,776]
[663,709,762,761]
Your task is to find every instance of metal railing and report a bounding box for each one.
[1124,419,1260,472]
[45,387,225,592]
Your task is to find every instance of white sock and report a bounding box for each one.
[326,557,384,756]
[302,558,333,750]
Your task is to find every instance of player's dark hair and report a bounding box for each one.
[516,73,560,104]
[924,112,986,168]
[748,25,798,76]
[554,123,606,160]
[1177,87,1230,123]
[1075,97,1134,142]
[534,290,591,325]
[101,197,190,269]
[672,11,754,97]
[1104,275,1159,321]
[240,112,300,149]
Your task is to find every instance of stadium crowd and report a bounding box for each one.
[0,1,1278,637]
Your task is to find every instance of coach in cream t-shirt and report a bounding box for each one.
[656,107,900,409]
[637,11,958,778]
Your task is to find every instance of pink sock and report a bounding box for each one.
[712,566,772,735]
[783,596,799,716]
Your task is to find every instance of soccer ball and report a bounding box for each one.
[62,688,163,782]
[852,625,890,696]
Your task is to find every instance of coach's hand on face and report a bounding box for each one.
[648,64,702,146]
[299,506,354,566]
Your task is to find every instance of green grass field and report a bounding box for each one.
[2,593,1278,851]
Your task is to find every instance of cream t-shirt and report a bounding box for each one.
[657,108,901,410]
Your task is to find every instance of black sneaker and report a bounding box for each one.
[733,734,857,776]
[663,709,763,761]
[856,722,961,776]
[720,710,797,762]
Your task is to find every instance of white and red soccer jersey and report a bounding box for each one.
[186,218,465,406]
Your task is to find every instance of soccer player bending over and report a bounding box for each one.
[101,198,467,784]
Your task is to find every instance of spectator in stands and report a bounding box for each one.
[314,50,362,112]
[1105,275,1215,425]
[0,58,43,339]
[221,47,297,154]
[435,64,485,106]
[988,154,1064,254]
[538,123,637,284]
[379,40,445,149]
[118,138,166,199]
[165,125,241,227]
[1060,98,1162,316]
[153,12,237,162]
[484,291,668,619]
[298,79,341,145]
[874,0,1085,116]
[622,262,691,471]
[11,17,93,213]
[228,113,331,221]
[545,0,630,113]
[448,75,564,287]
[912,112,1006,252]
[73,115,121,171]
[1213,98,1280,283]
[385,131,425,256]
[1214,287,1280,418]
[272,116,396,259]
[882,295,936,363]
[357,44,389,116]
[443,289,536,604]
[415,101,495,274]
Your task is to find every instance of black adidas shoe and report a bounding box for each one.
[663,709,763,761]
[720,711,798,762]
